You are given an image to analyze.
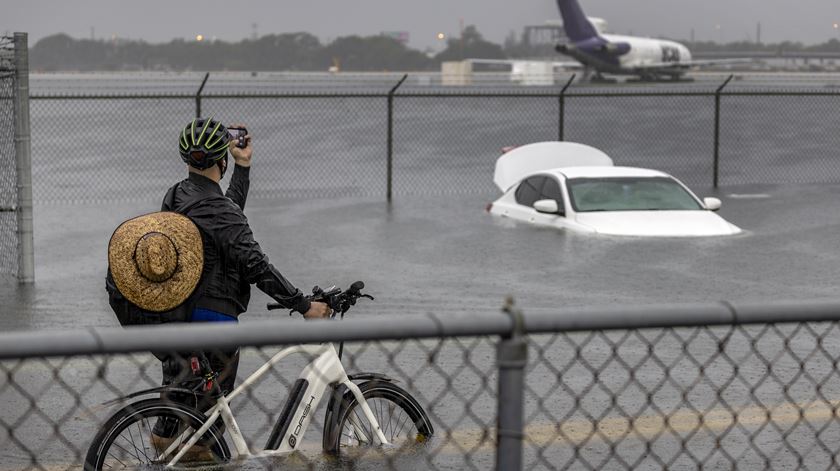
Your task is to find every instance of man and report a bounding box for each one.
[151,117,330,457]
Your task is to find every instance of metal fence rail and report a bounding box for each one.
[0,36,18,279]
[25,75,840,205]
[3,299,840,470]
[0,33,33,282]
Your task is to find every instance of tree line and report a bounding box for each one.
[29,26,840,72]
[30,26,505,72]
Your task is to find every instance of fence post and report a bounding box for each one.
[386,74,408,203]
[195,72,210,118]
[496,297,527,471]
[13,33,33,283]
[713,74,733,188]
[558,74,576,141]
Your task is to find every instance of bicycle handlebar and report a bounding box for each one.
[266,281,374,317]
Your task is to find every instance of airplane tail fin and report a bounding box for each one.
[556,0,600,42]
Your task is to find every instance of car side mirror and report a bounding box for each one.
[703,197,722,211]
[534,199,563,215]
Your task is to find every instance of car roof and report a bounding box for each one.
[546,166,671,179]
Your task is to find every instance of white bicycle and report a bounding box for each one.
[84,282,434,469]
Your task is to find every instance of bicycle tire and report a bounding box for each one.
[324,380,434,455]
[84,398,230,470]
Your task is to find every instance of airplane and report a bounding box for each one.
[555,0,746,82]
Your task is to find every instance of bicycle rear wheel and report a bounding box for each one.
[326,380,434,455]
[84,398,230,470]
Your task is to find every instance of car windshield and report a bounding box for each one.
[567,177,702,212]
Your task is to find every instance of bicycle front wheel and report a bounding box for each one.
[327,380,434,455]
[84,398,230,470]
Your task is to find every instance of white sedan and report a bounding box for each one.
[488,141,741,237]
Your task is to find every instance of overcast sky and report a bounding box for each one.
[4,0,840,50]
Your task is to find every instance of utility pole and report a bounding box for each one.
[756,22,761,44]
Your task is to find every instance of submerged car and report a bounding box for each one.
[488,142,741,237]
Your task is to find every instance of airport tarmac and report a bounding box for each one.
[28,70,840,94]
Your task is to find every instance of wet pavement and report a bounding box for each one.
[6,71,840,468]
[3,183,840,469]
[3,182,840,331]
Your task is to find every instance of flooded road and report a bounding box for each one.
[5,71,840,468]
[3,183,840,469]
[3,183,840,330]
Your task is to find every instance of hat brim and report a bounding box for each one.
[108,212,203,313]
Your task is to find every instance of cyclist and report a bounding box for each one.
[152,118,330,458]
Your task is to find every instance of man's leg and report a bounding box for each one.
[151,353,217,462]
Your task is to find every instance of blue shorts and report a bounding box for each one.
[191,308,238,323]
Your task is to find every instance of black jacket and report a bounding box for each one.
[161,166,310,317]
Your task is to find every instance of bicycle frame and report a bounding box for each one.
[163,343,389,466]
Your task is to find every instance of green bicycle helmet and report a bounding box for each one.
[179,118,230,170]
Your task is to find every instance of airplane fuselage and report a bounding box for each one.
[606,34,692,74]
[561,34,692,77]
[554,0,710,80]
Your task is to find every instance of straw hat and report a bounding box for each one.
[108,212,203,312]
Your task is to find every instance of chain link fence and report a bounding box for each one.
[0,339,499,470]
[0,36,19,278]
[524,324,840,469]
[24,75,840,204]
[3,302,840,470]
[718,92,840,185]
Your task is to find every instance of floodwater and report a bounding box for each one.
[4,72,840,469]
[4,184,840,469]
[4,183,840,331]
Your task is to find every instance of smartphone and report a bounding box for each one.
[228,127,248,148]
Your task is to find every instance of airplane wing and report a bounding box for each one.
[678,58,755,67]
[631,58,753,71]
[465,58,582,69]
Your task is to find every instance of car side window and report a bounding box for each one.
[515,176,546,208]
[539,177,564,212]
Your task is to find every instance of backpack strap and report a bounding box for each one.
[162,182,180,211]
[162,182,208,215]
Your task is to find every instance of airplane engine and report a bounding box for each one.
[555,43,575,54]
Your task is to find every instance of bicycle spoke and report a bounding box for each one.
[390,408,405,441]
[337,388,428,452]
[343,427,364,445]
[354,410,371,444]
[104,448,127,468]
[108,439,136,465]
[143,416,163,459]
[393,411,412,441]
[126,426,142,462]
[351,409,372,444]
[387,401,396,440]
[135,420,151,462]
[141,417,153,456]
[90,404,229,471]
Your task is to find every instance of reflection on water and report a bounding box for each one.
[3,184,840,330]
